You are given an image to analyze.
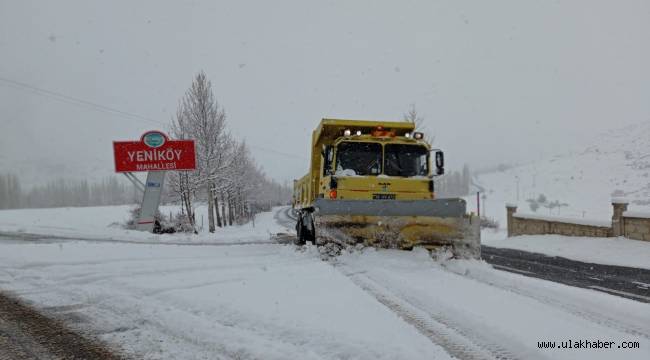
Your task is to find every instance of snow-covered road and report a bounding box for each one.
[337,249,650,360]
[0,241,450,359]
[1,206,649,359]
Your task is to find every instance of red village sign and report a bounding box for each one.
[113,131,196,172]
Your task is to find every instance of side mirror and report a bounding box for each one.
[435,151,444,175]
[323,146,334,175]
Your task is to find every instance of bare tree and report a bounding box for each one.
[403,103,434,144]
[166,72,295,232]
[169,106,200,231]
[175,71,228,232]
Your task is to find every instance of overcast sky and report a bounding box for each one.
[1,0,649,184]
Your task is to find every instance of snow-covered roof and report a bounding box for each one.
[623,211,650,219]
[513,213,611,227]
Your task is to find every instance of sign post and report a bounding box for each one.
[137,171,167,231]
[113,131,196,232]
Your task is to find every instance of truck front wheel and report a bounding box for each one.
[295,219,307,246]
[295,212,316,246]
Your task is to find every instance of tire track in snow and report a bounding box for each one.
[443,263,650,340]
[274,206,297,228]
[338,266,528,360]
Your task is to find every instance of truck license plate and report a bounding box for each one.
[372,193,396,200]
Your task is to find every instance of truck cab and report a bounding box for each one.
[318,132,444,203]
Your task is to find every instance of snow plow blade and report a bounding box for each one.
[312,198,480,259]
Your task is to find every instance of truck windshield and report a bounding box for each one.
[384,144,429,177]
[335,142,382,176]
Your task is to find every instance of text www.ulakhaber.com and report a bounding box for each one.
[538,339,640,350]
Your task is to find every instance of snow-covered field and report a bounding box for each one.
[0,204,291,244]
[1,206,649,359]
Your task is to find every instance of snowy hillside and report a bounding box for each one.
[473,121,650,227]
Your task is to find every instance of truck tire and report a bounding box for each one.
[304,222,316,245]
[302,212,316,245]
[295,219,306,246]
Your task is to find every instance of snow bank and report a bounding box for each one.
[0,204,292,244]
[483,230,650,270]
[513,213,612,227]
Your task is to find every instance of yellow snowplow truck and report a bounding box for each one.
[292,119,480,259]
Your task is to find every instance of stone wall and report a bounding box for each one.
[506,200,650,241]
[506,206,612,237]
[623,215,650,241]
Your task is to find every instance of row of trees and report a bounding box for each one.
[0,174,21,209]
[526,194,569,214]
[0,163,290,225]
[0,174,137,209]
[436,165,472,198]
[168,71,290,232]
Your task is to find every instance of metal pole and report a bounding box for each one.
[515,176,520,201]
[136,171,166,232]
[476,192,480,218]
[123,172,145,194]
[482,194,487,218]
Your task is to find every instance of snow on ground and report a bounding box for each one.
[0,204,291,244]
[485,231,650,270]
[1,206,649,358]
[338,248,650,360]
[1,235,648,359]
[482,229,650,270]
[0,241,450,360]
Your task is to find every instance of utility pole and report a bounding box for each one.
[515,176,520,201]
[482,194,487,218]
